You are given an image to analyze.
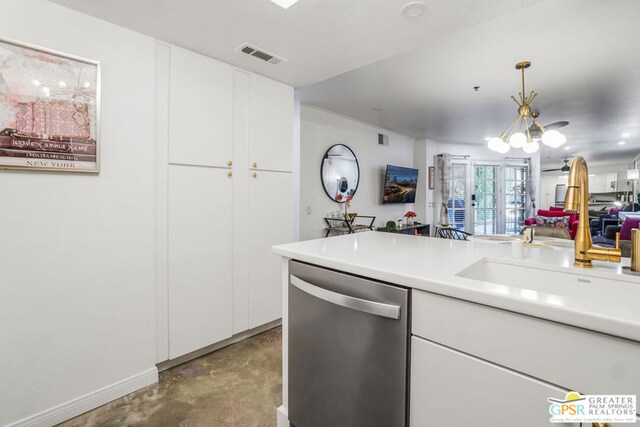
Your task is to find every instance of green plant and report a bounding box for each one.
[385,220,397,231]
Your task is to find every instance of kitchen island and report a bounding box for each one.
[273,232,640,426]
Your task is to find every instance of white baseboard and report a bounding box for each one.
[7,368,158,427]
[277,405,290,427]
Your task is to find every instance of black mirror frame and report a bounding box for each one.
[320,144,360,203]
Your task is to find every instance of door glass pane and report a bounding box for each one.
[504,165,528,234]
[474,165,498,235]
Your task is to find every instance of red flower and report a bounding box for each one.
[404,211,416,218]
[335,194,343,202]
[345,194,353,208]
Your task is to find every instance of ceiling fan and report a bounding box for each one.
[542,159,571,173]
[527,112,569,139]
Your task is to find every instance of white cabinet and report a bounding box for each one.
[249,74,294,172]
[589,174,607,193]
[540,175,558,208]
[410,337,578,427]
[411,290,640,426]
[618,171,633,192]
[158,43,294,362]
[605,173,618,192]
[169,46,234,168]
[589,172,623,193]
[167,165,233,359]
[248,170,293,328]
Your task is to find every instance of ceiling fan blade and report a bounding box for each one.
[542,168,562,172]
[544,121,569,130]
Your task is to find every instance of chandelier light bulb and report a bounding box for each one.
[541,130,567,148]
[509,132,527,148]
[522,139,540,154]
[496,140,511,154]
[487,137,504,152]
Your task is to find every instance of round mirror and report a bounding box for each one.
[321,144,360,203]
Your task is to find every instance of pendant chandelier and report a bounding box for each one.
[487,61,567,154]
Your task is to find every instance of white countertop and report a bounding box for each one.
[273,232,640,342]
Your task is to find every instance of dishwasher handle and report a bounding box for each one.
[290,275,401,320]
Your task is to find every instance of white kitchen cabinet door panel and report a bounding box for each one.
[249,75,293,172]
[410,337,578,427]
[248,170,293,328]
[168,165,233,359]
[169,46,234,167]
[589,174,607,193]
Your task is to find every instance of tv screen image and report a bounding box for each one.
[383,165,419,204]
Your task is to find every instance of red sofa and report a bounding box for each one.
[524,207,579,240]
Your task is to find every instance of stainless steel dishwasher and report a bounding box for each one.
[288,260,410,427]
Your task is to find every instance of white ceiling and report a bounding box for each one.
[297,0,640,169]
[49,0,640,169]
[48,0,543,88]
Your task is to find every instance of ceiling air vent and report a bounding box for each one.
[236,43,287,65]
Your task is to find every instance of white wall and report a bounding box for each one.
[299,105,417,240]
[0,1,157,425]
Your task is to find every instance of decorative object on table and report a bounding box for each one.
[404,211,416,226]
[343,190,354,218]
[397,219,403,230]
[385,220,397,231]
[487,61,568,154]
[522,227,534,243]
[428,166,435,189]
[382,165,419,204]
[0,38,99,173]
[321,144,359,202]
[439,202,450,226]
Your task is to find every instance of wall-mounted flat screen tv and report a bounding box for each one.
[382,165,419,204]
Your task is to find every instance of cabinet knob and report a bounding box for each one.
[252,172,257,178]
[227,160,232,166]
[252,162,257,168]
[227,171,232,177]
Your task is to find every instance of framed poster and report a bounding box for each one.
[0,37,100,173]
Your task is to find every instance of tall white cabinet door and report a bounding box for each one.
[248,170,293,328]
[410,337,579,427]
[168,165,233,359]
[248,74,294,172]
[169,46,234,168]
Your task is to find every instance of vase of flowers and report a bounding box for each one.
[404,211,416,226]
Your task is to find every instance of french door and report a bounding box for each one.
[472,163,528,235]
[473,165,499,234]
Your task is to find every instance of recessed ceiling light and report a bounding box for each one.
[622,132,631,138]
[564,146,571,150]
[269,0,299,9]
[401,2,426,18]
[484,137,491,141]
[618,141,626,145]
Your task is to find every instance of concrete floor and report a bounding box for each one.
[59,327,282,427]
